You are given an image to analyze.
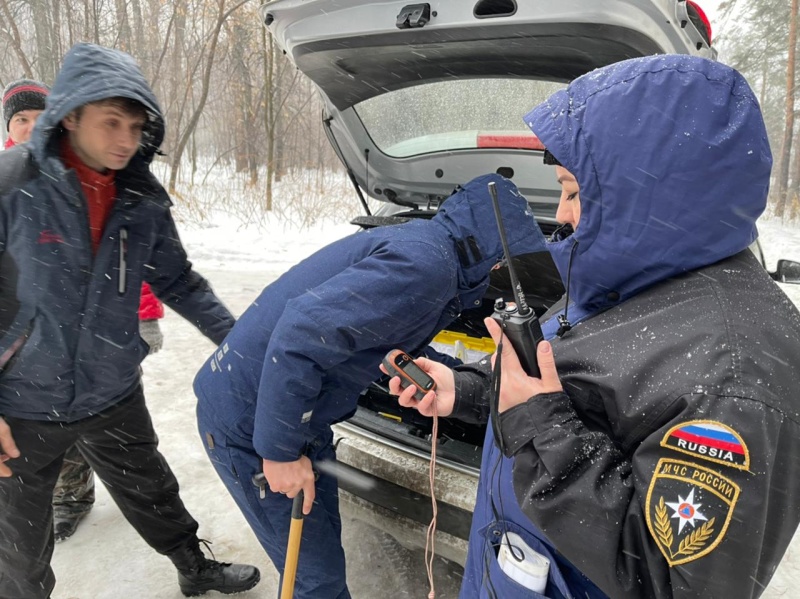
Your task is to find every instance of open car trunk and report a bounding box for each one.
[350,219,565,472]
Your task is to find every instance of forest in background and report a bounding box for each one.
[0,0,798,222]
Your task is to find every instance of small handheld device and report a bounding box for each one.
[488,181,544,378]
[382,349,436,401]
[383,348,440,596]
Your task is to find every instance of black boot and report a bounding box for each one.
[170,539,260,597]
[53,511,89,542]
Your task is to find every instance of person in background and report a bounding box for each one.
[0,43,260,598]
[3,76,169,543]
[3,79,49,148]
[390,54,800,598]
[193,172,548,598]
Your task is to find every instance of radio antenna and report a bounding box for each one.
[488,181,532,316]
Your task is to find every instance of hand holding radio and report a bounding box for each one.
[381,350,455,418]
[484,317,563,412]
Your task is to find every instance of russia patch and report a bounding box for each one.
[660,420,749,470]
[646,457,739,567]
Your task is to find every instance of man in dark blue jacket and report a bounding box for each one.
[0,43,260,599]
[193,173,547,598]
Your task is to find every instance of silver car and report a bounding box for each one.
[258,0,743,565]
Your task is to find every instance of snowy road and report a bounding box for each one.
[50,214,800,598]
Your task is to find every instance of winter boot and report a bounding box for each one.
[170,539,260,597]
[53,510,89,542]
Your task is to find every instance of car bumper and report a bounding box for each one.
[332,420,479,565]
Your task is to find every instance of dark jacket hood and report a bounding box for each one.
[525,54,772,312]
[29,43,165,171]
[431,173,547,292]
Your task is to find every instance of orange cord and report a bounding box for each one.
[424,398,439,598]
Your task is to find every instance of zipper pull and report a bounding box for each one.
[118,227,128,294]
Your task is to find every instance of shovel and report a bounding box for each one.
[251,472,306,598]
[254,459,368,599]
[280,490,305,599]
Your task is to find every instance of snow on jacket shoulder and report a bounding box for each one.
[0,43,233,422]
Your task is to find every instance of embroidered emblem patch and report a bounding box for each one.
[660,420,749,470]
[646,457,739,567]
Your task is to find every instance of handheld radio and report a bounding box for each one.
[488,181,544,378]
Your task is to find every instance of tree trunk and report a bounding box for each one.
[92,0,100,43]
[262,25,275,210]
[231,16,249,174]
[774,0,798,218]
[30,0,57,82]
[50,0,63,68]
[63,0,76,50]
[130,0,146,61]
[114,0,133,52]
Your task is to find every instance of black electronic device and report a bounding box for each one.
[382,349,436,401]
[488,181,544,378]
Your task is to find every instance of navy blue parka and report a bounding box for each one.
[0,43,234,422]
[193,174,546,462]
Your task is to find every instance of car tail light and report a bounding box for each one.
[476,133,544,150]
[687,1,712,45]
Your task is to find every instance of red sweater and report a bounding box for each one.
[61,140,164,321]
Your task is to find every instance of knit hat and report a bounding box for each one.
[3,79,50,131]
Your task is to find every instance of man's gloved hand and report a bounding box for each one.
[139,319,164,354]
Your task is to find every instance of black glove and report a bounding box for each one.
[139,319,164,354]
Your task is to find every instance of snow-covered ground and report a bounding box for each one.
[50,208,800,598]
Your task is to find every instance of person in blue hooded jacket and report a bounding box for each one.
[0,43,260,598]
[390,55,800,598]
[192,173,547,598]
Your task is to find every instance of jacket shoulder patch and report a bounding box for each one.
[645,457,739,567]
[660,420,749,470]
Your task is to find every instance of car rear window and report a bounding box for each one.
[354,78,566,158]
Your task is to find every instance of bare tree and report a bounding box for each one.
[0,0,34,77]
[261,24,275,209]
[113,0,132,51]
[775,0,798,218]
[29,0,57,81]
[167,0,249,192]
[0,0,359,218]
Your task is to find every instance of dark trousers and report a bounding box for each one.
[197,400,350,599]
[0,386,199,599]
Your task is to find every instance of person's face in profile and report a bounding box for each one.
[555,165,581,230]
